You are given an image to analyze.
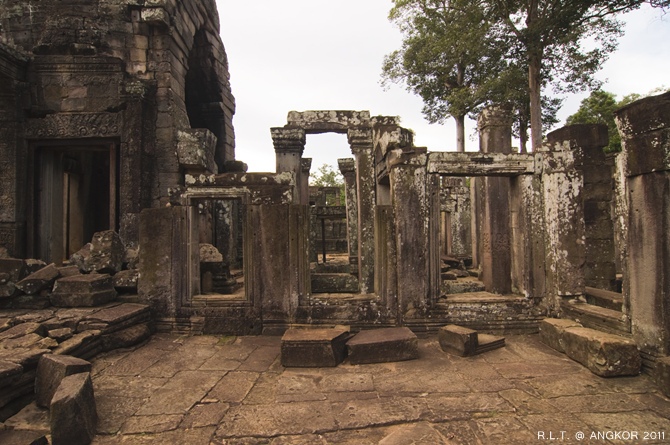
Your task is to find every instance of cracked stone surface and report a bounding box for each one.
[2,334,670,444]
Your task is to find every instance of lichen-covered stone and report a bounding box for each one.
[539,318,583,353]
[50,274,117,307]
[562,327,640,377]
[90,231,125,274]
[15,264,59,295]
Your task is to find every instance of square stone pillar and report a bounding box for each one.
[541,126,592,307]
[338,158,359,274]
[615,91,670,359]
[272,127,305,204]
[348,128,376,294]
[389,153,438,319]
[477,106,513,294]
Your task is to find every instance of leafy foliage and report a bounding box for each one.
[567,86,669,152]
[310,164,345,205]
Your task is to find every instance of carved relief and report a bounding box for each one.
[25,113,121,139]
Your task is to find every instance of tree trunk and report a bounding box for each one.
[529,51,543,150]
[519,120,528,154]
[455,114,465,152]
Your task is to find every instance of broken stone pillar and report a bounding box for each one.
[572,125,616,290]
[539,126,590,308]
[35,354,91,408]
[301,158,312,206]
[348,128,376,294]
[272,127,306,204]
[50,372,98,445]
[477,106,513,294]
[338,158,359,274]
[615,91,670,361]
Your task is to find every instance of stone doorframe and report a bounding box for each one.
[271,111,378,294]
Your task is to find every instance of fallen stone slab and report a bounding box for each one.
[0,258,25,298]
[78,303,151,334]
[347,327,419,365]
[113,269,139,292]
[35,354,92,408]
[562,327,640,377]
[48,327,73,343]
[539,318,583,353]
[50,274,117,307]
[24,259,47,275]
[15,264,59,295]
[0,360,23,388]
[0,347,50,369]
[70,243,94,273]
[52,331,101,358]
[438,325,478,356]
[90,230,125,274]
[100,323,151,351]
[0,322,42,341]
[438,324,505,356]
[50,372,97,445]
[281,326,351,367]
[656,356,670,398]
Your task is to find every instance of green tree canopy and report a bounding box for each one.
[567,86,669,152]
[309,164,344,187]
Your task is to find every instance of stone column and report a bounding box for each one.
[541,125,591,307]
[477,106,513,294]
[338,158,359,274]
[272,127,305,204]
[300,158,312,207]
[348,127,375,294]
[615,91,670,359]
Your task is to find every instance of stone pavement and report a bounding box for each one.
[3,333,670,444]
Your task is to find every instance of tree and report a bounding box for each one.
[310,164,345,205]
[485,0,669,149]
[382,0,507,152]
[567,86,669,152]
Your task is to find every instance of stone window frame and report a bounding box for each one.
[180,188,252,306]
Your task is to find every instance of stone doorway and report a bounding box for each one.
[32,142,117,264]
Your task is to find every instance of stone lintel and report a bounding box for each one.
[287,110,371,133]
[427,152,536,176]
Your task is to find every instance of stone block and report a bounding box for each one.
[310,273,359,293]
[24,259,47,275]
[101,323,151,351]
[15,264,59,295]
[57,266,81,278]
[438,325,478,356]
[50,274,117,307]
[0,322,42,341]
[70,243,94,273]
[177,129,217,172]
[36,354,91,408]
[200,243,223,263]
[562,327,640,377]
[0,359,23,388]
[0,258,25,282]
[113,269,139,292]
[50,372,97,445]
[539,318,583,353]
[281,327,351,367]
[90,230,125,274]
[347,327,419,365]
[48,327,73,343]
[655,356,670,398]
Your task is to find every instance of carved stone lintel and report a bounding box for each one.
[25,112,121,139]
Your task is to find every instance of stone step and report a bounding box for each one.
[539,318,640,377]
[347,327,419,364]
[311,273,359,293]
[585,286,623,312]
[561,299,630,336]
[442,277,486,295]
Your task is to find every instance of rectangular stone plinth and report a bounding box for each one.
[438,325,478,356]
[562,327,640,377]
[438,324,505,356]
[281,327,351,367]
[539,318,583,353]
[347,327,419,365]
[50,274,117,307]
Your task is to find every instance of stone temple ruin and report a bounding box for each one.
[1,0,670,436]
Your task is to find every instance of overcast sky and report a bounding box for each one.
[216,1,670,173]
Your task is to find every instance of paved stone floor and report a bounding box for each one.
[3,333,670,444]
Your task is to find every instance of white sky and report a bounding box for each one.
[216,1,670,173]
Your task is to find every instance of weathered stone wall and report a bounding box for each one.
[0,0,235,255]
[615,91,670,363]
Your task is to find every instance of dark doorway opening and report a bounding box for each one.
[34,143,117,264]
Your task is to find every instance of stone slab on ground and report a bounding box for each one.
[562,326,641,377]
[438,324,504,356]
[539,318,583,353]
[50,274,117,307]
[35,354,92,408]
[50,372,97,445]
[15,264,59,295]
[347,327,419,364]
[281,326,351,367]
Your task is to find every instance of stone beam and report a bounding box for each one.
[286,110,371,134]
[427,152,536,176]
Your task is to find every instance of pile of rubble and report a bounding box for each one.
[0,230,150,421]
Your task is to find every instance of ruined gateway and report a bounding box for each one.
[1,0,670,425]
